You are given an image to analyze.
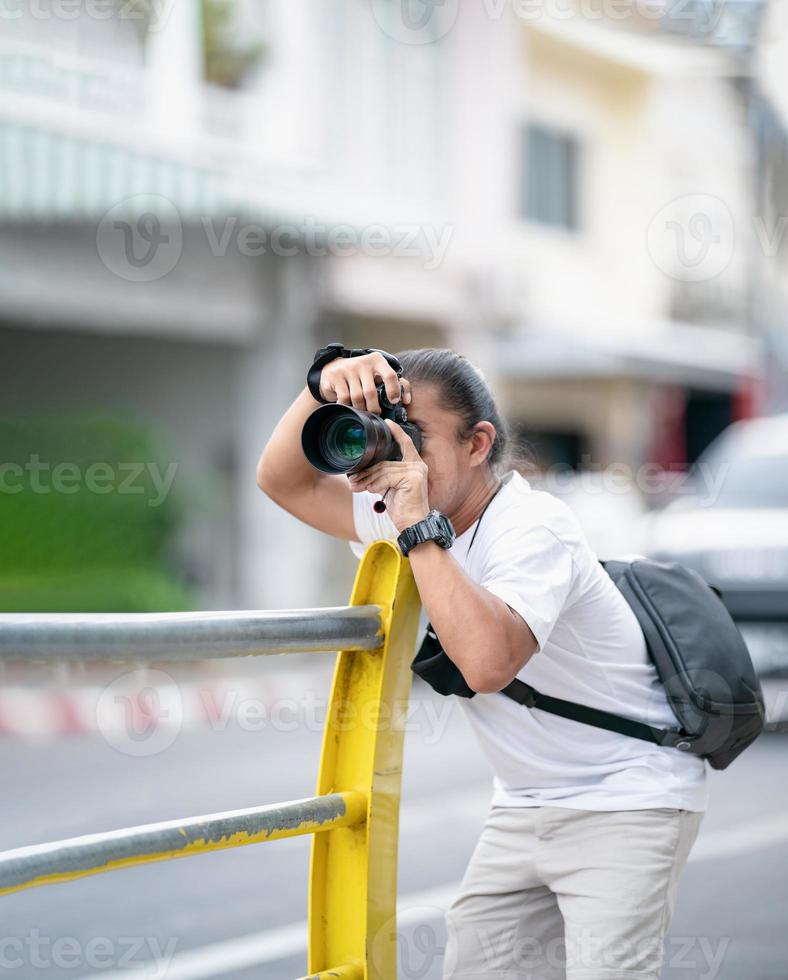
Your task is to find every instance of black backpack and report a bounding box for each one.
[412,557,766,771]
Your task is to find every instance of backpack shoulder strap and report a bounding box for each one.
[499,677,691,749]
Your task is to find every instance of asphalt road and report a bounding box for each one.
[1,666,787,980]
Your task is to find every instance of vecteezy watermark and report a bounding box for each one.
[366,0,726,44]
[95,194,455,282]
[372,899,730,980]
[95,670,457,756]
[371,905,456,978]
[647,194,788,278]
[0,0,175,33]
[0,929,178,979]
[201,688,455,743]
[0,455,177,507]
[369,0,460,45]
[96,669,183,757]
[530,457,733,506]
[390,907,731,980]
[481,0,727,33]
[200,216,454,271]
[96,195,184,283]
[646,193,736,283]
[467,928,730,978]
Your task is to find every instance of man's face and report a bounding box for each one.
[401,382,476,517]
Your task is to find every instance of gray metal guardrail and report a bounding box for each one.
[0,792,367,897]
[0,605,383,662]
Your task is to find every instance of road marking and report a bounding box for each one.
[687,812,788,862]
[75,813,788,979]
[73,883,456,980]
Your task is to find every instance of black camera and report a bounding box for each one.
[301,383,422,475]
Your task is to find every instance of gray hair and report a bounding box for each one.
[395,347,533,475]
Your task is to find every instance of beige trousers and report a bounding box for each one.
[443,804,704,980]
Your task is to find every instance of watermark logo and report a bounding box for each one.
[0,455,178,507]
[370,0,459,45]
[371,906,456,978]
[96,197,453,280]
[1,0,176,33]
[96,668,183,757]
[0,929,178,978]
[487,0,726,34]
[93,677,455,755]
[366,0,726,38]
[96,194,183,282]
[199,215,453,270]
[646,193,735,283]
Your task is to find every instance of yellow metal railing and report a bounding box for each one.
[309,541,422,979]
[0,541,422,980]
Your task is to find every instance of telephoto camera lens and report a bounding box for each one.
[302,383,422,474]
[302,404,400,474]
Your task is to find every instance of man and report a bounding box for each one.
[257,345,707,980]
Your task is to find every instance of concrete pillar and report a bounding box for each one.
[259,0,323,165]
[234,253,328,610]
[145,0,204,143]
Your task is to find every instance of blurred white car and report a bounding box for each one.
[638,414,788,727]
[529,470,649,560]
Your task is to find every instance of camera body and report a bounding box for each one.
[302,383,422,475]
[376,383,422,448]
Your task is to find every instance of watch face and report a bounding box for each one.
[428,510,456,547]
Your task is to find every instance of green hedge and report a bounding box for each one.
[0,415,191,612]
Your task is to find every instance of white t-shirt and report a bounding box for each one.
[349,469,709,812]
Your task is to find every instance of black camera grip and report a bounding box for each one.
[307,343,403,404]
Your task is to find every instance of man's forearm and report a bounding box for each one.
[407,541,533,693]
[256,386,322,492]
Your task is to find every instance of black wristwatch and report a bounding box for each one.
[307,342,403,404]
[397,510,456,557]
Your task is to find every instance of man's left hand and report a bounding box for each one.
[347,419,430,532]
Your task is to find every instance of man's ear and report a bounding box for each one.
[469,421,496,467]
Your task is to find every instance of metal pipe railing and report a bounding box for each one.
[0,541,423,980]
[0,792,367,897]
[0,606,383,663]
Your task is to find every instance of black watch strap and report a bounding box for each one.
[307,343,403,404]
[398,511,456,557]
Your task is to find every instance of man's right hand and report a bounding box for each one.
[318,352,412,413]
[258,350,414,542]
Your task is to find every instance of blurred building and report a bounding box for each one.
[0,0,458,608]
[485,2,773,477]
[751,0,788,414]
[1,0,785,608]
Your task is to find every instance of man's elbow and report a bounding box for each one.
[466,667,522,695]
[255,455,271,493]
[465,640,538,695]
[256,456,317,513]
[466,672,508,695]
[256,453,287,499]
[256,457,274,496]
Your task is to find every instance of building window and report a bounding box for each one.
[520,123,579,230]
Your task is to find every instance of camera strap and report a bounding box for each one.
[465,479,505,556]
[307,343,403,404]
